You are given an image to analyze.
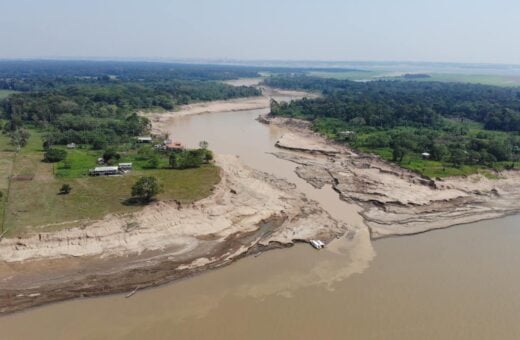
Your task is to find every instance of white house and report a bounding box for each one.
[118,163,133,171]
[137,136,152,143]
[89,166,119,176]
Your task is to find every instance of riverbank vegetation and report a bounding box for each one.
[0,61,259,235]
[266,75,520,178]
[0,130,220,236]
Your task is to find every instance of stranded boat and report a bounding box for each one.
[310,240,325,249]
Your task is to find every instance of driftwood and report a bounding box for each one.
[125,286,140,298]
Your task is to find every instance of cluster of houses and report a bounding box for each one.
[88,136,185,176]
[138,135,185,151]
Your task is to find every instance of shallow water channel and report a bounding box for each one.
[1,102,520,339]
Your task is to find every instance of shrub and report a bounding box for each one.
[59,184,72,195]
[169,150,203,169]
[44,148,67,163]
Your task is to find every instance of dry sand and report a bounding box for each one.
[142,86,319,134]
[261,116,520,239]
[0,154,347,313]
[0,85,329,313]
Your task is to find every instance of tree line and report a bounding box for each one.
[267,75,520,169]
[1,78,260,148]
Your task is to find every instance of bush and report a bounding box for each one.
[44,148,67,163]
[102,148,121,164]
[169,149,204,169]
[59,184,72,195]
[131,176,162,202]
[136,145,154,160]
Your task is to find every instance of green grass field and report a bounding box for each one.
[310,71,520,87]
[54,147,172,178]
[357,146,511,179]
[308,70,383,81]
[0,131,221,236]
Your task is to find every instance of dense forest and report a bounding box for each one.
[0,61,262,147]
[0,60,262,91]
[266,75,520,175]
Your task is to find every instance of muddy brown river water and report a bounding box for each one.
[1,102,520,339]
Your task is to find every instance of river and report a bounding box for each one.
[1,100,520,339]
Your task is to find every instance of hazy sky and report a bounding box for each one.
[1,0,519,64]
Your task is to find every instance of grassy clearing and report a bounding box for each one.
[5,165,220,235]
[311,115,517,179]
[359,147,510,178]
[308,70,383,81]
[0,90,18,100]
[309,71,520,87]
[422,74,520,87]
[0,131,221,236]
[54,147,172,178]
[0,129,16,230]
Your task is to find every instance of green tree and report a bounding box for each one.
[44,148,67,162]
[203,149,214,163]
[449,148,468,167]
[91,135,107,150]
[102,148,121,164]
[431,143,449,161]
[392,146,406,163]
[131,176,162,202]
[9,128,31,151]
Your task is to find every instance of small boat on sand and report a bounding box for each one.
[310,240,325,249]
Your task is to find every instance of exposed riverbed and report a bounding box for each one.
[1,87,520,338]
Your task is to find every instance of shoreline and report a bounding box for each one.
[259,115,520,239]
[2,86,519,315]
[141,86,318,134]
[0,154,348,314]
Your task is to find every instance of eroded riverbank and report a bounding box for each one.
[1,83,519,317]
[261,115,520,238]
[0,153,350,314]
[0,87,350,314]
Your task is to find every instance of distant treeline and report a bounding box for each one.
[0,61,264,92]
[0,60,365,92]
